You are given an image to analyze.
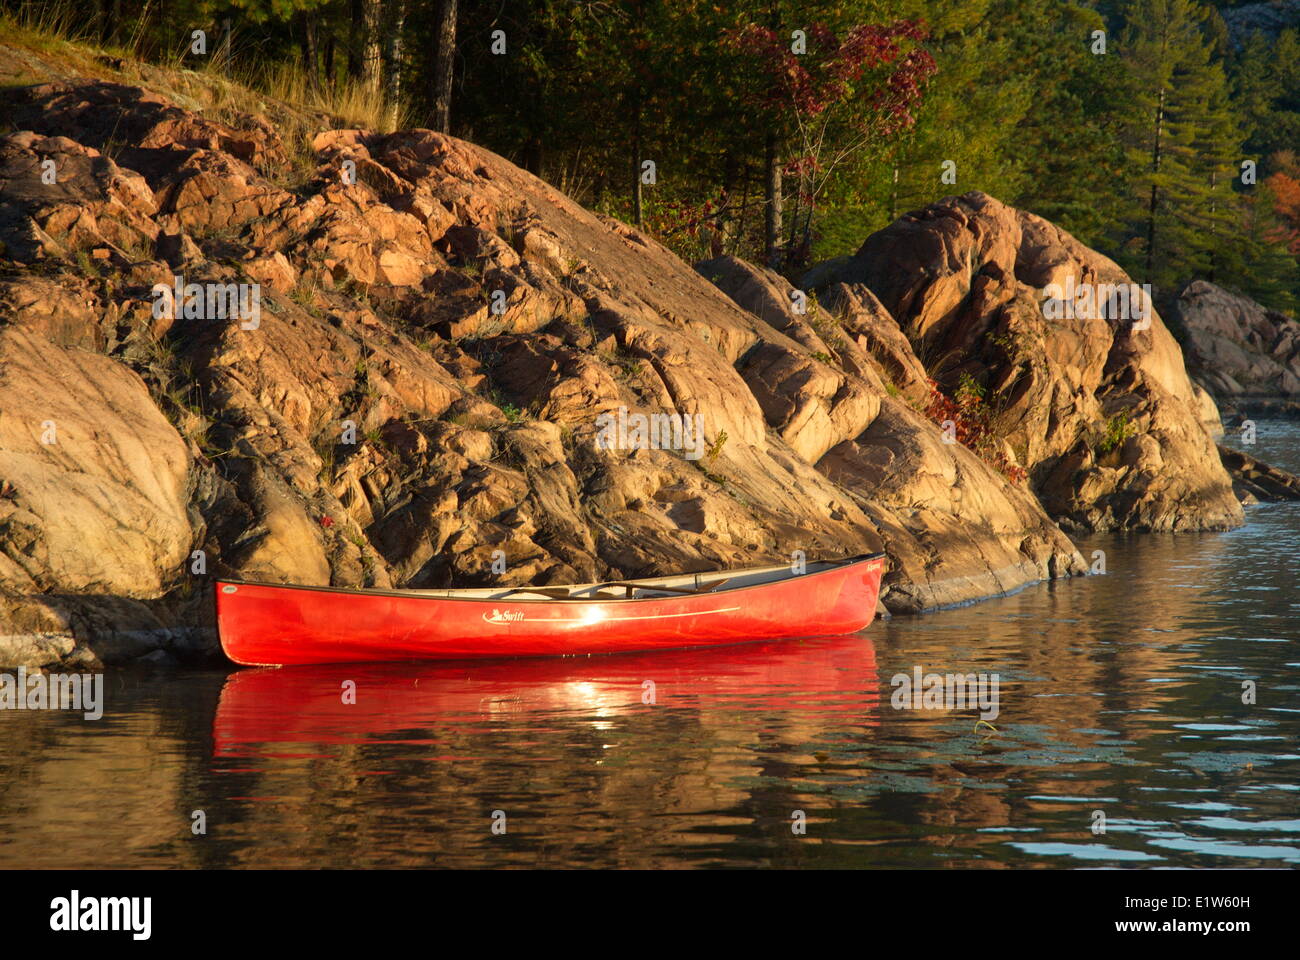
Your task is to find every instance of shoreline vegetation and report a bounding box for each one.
[0,3,1298,669]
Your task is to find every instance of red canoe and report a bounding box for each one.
[215,553,886,666]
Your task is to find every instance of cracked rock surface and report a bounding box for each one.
[0,68,1253,666]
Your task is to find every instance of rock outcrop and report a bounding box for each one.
[804,192,1245,533]
[0,64,1249,666]
[1170,279,1300,419]
[1220,1,1300,46]
[695,255,1084,613]
[1218,444,1300,503]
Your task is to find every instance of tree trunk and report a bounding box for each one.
[1144,87,1165,285]
[323,33,336,89]
[523,139,544,178]
[786,176,802,254]
[428,0,458,132]
[1207,168,1218,282]
[632,101,643,227]
[100,0,119,45]
[382,0,406,121]
[219,18,233,67]
[298,11,319,89]
[347,0,364,81]
[718,151,737,252]
[732,163,751,256]
[797,199,815,268]
[764,131,782,269]
[362,0,383,97]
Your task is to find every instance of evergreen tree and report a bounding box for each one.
[1220,182,1300,313]
[1231,27,1300,164]
[1114,0,1242,292]
[881,0,1030,221]
[1002,0,1128,248]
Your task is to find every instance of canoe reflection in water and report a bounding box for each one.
[212,634,881,756]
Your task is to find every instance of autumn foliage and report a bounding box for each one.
[1266,151,1300,257]
[723,18,936,268]
[923,376,1027,484]
[726,21,934,124]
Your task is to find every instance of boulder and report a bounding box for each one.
[0,327,192,597]
[1170,279,1300,401]
[808,192,1244,533]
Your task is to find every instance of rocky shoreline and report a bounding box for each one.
[0,45,1297,668]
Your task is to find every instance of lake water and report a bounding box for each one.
[2,423,1297,869]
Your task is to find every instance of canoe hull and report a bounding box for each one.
[215,555,885,667]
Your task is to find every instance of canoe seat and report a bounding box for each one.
[497,586,625,601]
[498,577,733,600]
[597,577,732,597]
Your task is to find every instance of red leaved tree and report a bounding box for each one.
[1266,150,1300,256]
[726,20,935,270]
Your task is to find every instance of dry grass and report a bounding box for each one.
[256,60,412,133]
[0,1,412,143]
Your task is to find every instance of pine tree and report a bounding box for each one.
[1114,0,1242,292]
[1232,27,1300,163]
[1224,182,1300,313]
[1002,0,1128,248]
[878,0,1031,222]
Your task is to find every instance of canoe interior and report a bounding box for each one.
[224,553,882,602]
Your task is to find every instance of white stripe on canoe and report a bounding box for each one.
[481,606,743,625]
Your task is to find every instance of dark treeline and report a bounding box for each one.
[7,0,1300,310]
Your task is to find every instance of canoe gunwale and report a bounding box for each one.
[214,552,886,605]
